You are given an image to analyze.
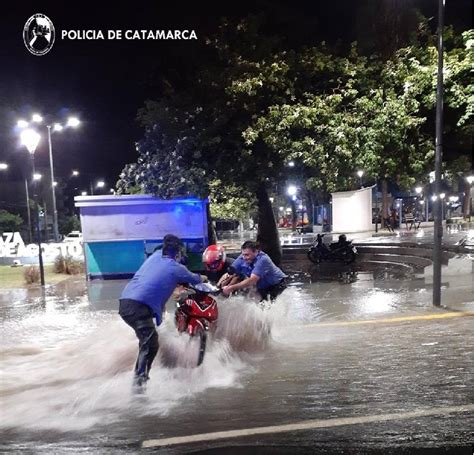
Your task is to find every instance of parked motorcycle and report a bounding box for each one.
[175,282,219,366]
[307,234,357,264]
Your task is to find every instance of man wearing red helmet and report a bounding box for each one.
[202,244,239,287]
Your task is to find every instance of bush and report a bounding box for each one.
[54,255,85,275]
[23,266,40,284]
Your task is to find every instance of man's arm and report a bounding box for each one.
[176,263,207,284]
[222,273,259,296]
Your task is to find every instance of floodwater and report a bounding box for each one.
[0,265,473,453]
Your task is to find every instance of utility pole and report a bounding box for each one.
[433,0,444,307]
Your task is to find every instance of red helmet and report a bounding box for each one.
[202,245,226,272]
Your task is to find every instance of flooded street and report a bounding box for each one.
[1,268,473,453]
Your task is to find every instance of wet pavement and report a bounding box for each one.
[1,253,473,454]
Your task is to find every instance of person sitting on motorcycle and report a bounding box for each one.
[202,244,240,288]
[222,240,287,302]
[331,234,350,251]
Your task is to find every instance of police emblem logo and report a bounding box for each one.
[23,14,55,56]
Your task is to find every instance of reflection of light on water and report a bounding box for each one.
[416,229,425,238]
[359,290,395,314]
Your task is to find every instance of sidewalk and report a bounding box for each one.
[217,226,473,253]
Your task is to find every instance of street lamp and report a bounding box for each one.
[357,170,364,187]
[0,163,8,170]
[287,185,297,196]
[467,175,474,221]
[20,129,45,286]
[19,114,81,242]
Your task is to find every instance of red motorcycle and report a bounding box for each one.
[175,282,219,366]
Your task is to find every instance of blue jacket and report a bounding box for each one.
[120,254,202,325]
[231,251,286,290]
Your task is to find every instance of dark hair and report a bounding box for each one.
[241,240,258,251]
[162,234,184,258]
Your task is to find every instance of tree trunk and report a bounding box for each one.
[206,202,217,245]
[256,184,282,266]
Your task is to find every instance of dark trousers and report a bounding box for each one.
[258,279,287,302]
[119,299,159,380]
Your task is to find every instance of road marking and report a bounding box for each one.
[142,403,474,448]
[302,311,474,329]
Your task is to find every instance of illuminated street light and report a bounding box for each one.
[0,163,8,170]
[96,180,105,188]
[287,161,295,167]
[19,114,81,241]
[415,187,422,194]
[72,170,79,177]
[431,195,438,201]
[439,193,446,200]
[81,191,87,196]
[467,175,474,185]
[67,117,80,128]
[20,129,41,154]
[20,128,45,286]
[53,181,58,187]
[357,170,364,187]
[287,185,297,196]
[33,173,42,181]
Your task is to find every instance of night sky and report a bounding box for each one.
[0,1,472,201]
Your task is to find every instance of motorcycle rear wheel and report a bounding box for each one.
[307,249,322,264]
[342,250,356,264]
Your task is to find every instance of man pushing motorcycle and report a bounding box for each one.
[222,240,287,302]
[119,234,208,391]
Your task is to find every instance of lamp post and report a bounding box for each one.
[287,185,298,231]
[21,114,81,242]
[432,0,444,307]
[357,170,364,188]
[467,175,474,222]
[20,129,45,286]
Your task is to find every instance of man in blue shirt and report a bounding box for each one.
[222,240,287,302]
[119,234,206,390]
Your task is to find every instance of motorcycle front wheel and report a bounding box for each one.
[194,325,207,366]
[307,248,322,264]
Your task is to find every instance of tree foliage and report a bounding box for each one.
[0,210,23,233]
[117,16,473,239]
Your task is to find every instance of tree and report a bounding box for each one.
[118,15,472,253]
[0,210,23,233]
[208,179,256,225]
[58,214,81,236]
